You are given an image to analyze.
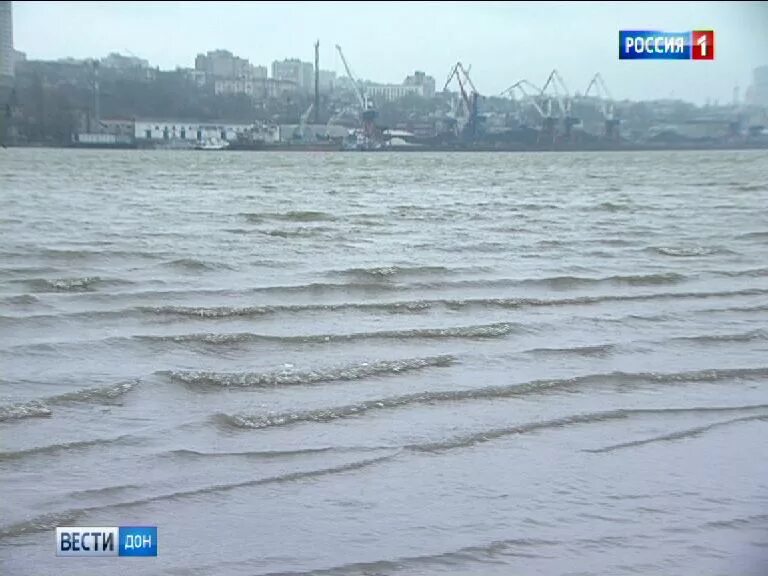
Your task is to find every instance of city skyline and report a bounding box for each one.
[12,1,768,105]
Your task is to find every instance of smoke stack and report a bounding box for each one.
[314,40,320,124]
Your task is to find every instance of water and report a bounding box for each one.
[1,148,767,575]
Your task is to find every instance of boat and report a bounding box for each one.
[195,136,230,151]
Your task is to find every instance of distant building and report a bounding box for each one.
[318,69,336,93]
[251,65,268,80]
[214,77,298,98]
[12,47,24,67]
[56,57,88,66]
[101,52,149,70]
[746,65,768,107]
[365,83,424,102]
[0,0,14,82]
[134,119,252,143]
[180,68,207,87]
[404,70,436,98]
[364,71,437,103]
[195,49,251,79]
[272,58,313,93]
[15,58,93,87]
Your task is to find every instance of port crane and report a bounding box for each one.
[500,80,546,119]
[584,72,620,140]
[334,44,378,145]
[500,79,557,143]
[540,69,580,139]
[295,102,314,141]
[443,62,480,140]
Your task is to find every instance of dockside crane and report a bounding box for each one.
[334,44,377,143]
[501,80,555,144]
[501,80,545,121]
[541,69,580,140]
[443,62,480,140]
[296,102,314,141]
[584,72,620,140]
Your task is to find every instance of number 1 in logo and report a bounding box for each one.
[692,30,715,60]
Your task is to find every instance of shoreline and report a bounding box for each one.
[4,141,768,153]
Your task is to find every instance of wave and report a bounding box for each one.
[414,273,687,290]
[114,454,397,507]
[0,455,396,539]
[243,210,335,223]
[527,343,615,357]
[24,276,115,292]
[1,266,60,275]
[0,401,52,422]
[0,511,82,540]
[141,304,275,318]
[247,280,401,294]
[37,248,97,259]
[0,381,137,424]
[737,231,768,241]
[163,258,233,272]
[257,228,334,239]
[3,294,39,305]
[218,371,768,432]
[328,265,480,280]
[411,404,768,452]
[166,355,456,388]
[137,287,768,320]
[165,446,390,459]
[592,201,632,212]
[709,304,768,314]
[0,435,134,461]
[669,330,768,344]
[256,538,561,576]
[48,380,138,404]
[141,300,432,319]
[585,413,768,453]
[35,248,161,260]
[717,267,768,277]
[647,246,733,257]
[68,484,143,499]
[150,273,689,296]
[702,513,768,530]
[142,322,525,346]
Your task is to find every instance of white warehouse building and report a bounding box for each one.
[133,119,252,142]
[365,84,424,102]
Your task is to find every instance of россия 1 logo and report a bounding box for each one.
[619,30,715,60]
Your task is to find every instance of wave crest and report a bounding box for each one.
[26,276,107,292]
[166,355,456,388]
[145,322,524,346]
[0,401,52,422]
[163,258,232,271]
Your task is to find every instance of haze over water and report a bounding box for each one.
[1,149,767,575]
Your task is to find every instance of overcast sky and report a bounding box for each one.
[12,1,768,105]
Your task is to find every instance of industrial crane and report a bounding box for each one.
[501,80,546,122]
[443,62,480,140]
[500,79,557,144]
[295,102,314,141]
[540,69,570,116]
[334,44,377,145]
[540,69,580,139]
[584,72,620,140]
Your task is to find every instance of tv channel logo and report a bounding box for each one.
[55,526,157,557]
[619,30,715,60]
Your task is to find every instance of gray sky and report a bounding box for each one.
[12,1,768,105]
